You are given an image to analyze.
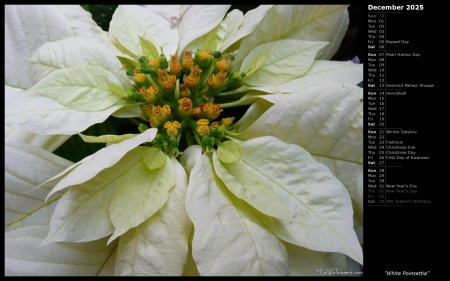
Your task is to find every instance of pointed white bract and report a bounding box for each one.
[42,129,157,199]
[114,158,191,275]
[108,154,176,244]
[5,225,117,276]
[186,154,289,276]
[233,5,349,70]
[5,142,73,231]
[233,84,363,164]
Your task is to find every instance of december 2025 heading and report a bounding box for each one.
[368,4,424,10]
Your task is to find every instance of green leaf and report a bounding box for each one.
[229,136,363,265]
[142,147,166,170]
[114,157,191,275]
[5,142,73,231]
[117,55,138,73]
[30,37,130,89]
[186,154,289,276]
[5,225,117,276]
[139,36,159,59]
[42,128,158,200]
[79,133,139,144]
[53,117,129,162]
[248,60,364,94]
[30,65,125,112]
[5,91,131,135]
[108,155,176,244]
[40,147,149,245]
[239,43,273,79]
[217,140,242,163]
[240,39,327,86]
[111,104,145,119]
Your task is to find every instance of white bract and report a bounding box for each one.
[5,4,363,276]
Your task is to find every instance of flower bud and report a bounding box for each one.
[159,53,169,69]
[193,106,202,119]
[139,56,148,63]
[179,83,190,97]
[145,104,171,128]
[133,73,149,88]
[178,97,194,117]
[215,60,228,72]
[164,121,181,137]
[134,73,146,83]
[140,64,158,77]
[140,85,159,103]
[212,51,221,58]
[150,59,160,69]
[197,50,212,70]
[184,65,202,92]
[202,101,222,121]
[229,71,241,86]
[210,121,220,129]
[169,54,182,78]
[138,123,150,133]
[182,50,194,74]
[127,89,144,101]
[157,69,177,94]
[221,117,235,127]
[196,119,210,137]
[207,71,227,93]
[193,49,201,65]
[197,119,209,126]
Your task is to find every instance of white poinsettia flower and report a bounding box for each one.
[5,4,363,276]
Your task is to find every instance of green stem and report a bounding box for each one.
[174,79,180,100]
[146,74,164,95]
[219,99,251,109]
[218,85,250,97]
[130,118,143,126]
[225,134,244,143]
[185,129,194,147]
[193,130,203,146]
[199,58,218,91]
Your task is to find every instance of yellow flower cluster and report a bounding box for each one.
[125,49,240,155]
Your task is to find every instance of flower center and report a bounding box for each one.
[124,49,243,156]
